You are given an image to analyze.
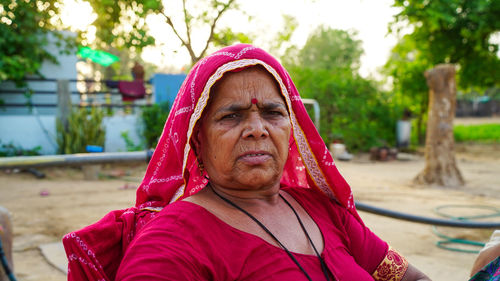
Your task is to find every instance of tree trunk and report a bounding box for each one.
[417,96,427,145]
[416,113,424,145]
[414,64,464,187]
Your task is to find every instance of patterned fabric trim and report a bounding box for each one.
[469,256,500,281]
[64,232,104,271]
[372,246,409,281]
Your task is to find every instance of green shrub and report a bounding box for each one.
[141,102,170,148]
[283,26,401,151]
[0,141,41,157]
[454,124,500,143]
[56,107,106,154]
[120,130,144,151]
[289,67,400,151]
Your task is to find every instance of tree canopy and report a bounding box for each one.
[286,27,399,150]
[1,0,251,84]
[385,0,500,144]
[383,35,431,144]
[83,0,161,51]
[0,0,73,85]
[86,0,251,65]
[296,27,362,72]
[390,0,500,90]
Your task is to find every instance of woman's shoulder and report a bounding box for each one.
[117,202,222,280]
[122,201,226,264]
[282,186,327,199]
[143,201,215,233]
[282,186,350,222]
[282,186,342,208]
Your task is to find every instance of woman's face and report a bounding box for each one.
[195,67,291,191]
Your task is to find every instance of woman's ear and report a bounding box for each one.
[191,125,202,157]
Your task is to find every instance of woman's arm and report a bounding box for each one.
[401,263,432,281]
[470,243,500,277]
[335,204,430,280]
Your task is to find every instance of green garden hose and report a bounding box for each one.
[433,205,500,253]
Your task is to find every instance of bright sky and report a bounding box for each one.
[240,0,402,78]
[61,0,401,78]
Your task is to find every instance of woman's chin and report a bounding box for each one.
[234,171,281,190]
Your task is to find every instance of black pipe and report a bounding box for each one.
[355,201,500,228]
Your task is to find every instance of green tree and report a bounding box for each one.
[158,0,251,64]
[295,27,363,71]
[141,101,170,148]
[388,0,500,186]
[0,0,74,85]
[390,0,500,90]
[86,0,251,66]
[383,36,431,144]
[286,27,399,151]
[1,0,250,86]
[82,0,161,51]
[269,15,298,57]
[386,0,500,144]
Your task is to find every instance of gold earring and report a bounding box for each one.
[197,158,204,175]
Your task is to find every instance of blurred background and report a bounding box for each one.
[1,0,498,155]
[0,0,499,280]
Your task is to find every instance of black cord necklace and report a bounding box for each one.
[209,184,332,281]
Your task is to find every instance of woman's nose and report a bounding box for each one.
[242,113,269,139]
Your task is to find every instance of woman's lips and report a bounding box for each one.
[238,152,272,165]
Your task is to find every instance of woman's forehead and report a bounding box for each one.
[208,66,283,104]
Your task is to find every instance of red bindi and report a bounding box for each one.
[251,98,258,104]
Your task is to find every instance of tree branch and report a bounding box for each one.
[197,0,236,62]
[160,10,196,62]
[182,0,192,46]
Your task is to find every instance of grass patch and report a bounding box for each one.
[454,124,500,143]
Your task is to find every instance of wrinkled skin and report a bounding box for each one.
[193,66,291,196]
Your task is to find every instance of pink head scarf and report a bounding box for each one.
[137,43,356,211]
[63,44,358,281]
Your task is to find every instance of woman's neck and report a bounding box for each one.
[207,181,282,207]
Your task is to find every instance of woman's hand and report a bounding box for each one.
[470,243,500,277]
[401,264,432,281]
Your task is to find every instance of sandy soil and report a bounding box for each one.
[455,116,500,125]
[1,142,499,281]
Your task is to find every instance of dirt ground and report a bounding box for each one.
[1,120,499,281]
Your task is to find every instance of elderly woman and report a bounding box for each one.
[64,44,430,281]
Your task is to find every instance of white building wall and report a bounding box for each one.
[103,114,143,152]
[0,114,143,155]
[39,31,78,80]
[0,115,58,154]
[0,31,146,155]
[0,31,78,116]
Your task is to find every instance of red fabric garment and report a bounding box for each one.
[118,80,146,101]
[115,187,387,281]
[133,44,356,212]
[63,44,365,280]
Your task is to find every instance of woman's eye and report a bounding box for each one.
[221,113,238,120]
[266,111,284,116]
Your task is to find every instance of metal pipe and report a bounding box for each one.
[0,151,153,169]
[355,201,500,228]
[4,151,499,230]
[301,98,320,130]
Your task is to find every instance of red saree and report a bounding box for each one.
[63,44,408,280]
